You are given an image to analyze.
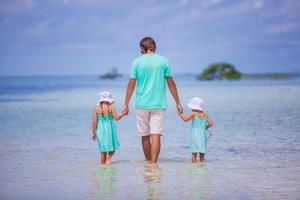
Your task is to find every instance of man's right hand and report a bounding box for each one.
[177,103,183,114]
[122,104,129,115]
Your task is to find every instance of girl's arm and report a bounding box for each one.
[179,112,195,122]
[111,106,127,121]
[206,115,213,129]
[92,108,98,140]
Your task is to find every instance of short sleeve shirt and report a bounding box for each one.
[130,54,173,109]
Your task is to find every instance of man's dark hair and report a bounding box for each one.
[140,37,156,54]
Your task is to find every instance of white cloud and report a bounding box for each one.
[180,0,189,6]
[60,0,129,7]
[253,0,264,9]
[0,0,36,14]
[63,0,70,5]
[26,21,49,36]
[62,43,100,50]
[199,0,223,6]
[264,21,299,34]
[159,1,264,28]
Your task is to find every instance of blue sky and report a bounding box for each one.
[0,0,300,75]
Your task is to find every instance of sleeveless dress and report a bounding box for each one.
[189,114,208,153]
[96,113,120,152]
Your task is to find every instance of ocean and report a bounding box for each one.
[0,74,300,200]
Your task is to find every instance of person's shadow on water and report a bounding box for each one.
[91,165,118,198]
[186,164,210,199]
[142,162,164,200]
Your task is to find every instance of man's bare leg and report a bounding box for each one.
[150,134,161,163]
[142,135,151,161]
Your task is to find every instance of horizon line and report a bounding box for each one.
[1,71,300,77]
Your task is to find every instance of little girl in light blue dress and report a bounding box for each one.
[179,97,213,164]
[92,91,127,165]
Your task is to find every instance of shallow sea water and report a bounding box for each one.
[0,75,300,200]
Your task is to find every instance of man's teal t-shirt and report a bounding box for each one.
[130,54,173,110]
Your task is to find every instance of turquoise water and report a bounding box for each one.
[0,75,300,199]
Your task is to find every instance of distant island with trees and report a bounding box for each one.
[197,63,296,80]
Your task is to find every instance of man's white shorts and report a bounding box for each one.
[136,109,165,136]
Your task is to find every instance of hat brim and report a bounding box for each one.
[97,98,114,105]
[187,102,203,111]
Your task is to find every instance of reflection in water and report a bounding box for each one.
[186,164,209,199]
[92,165,118,198]
[142,162,164,200]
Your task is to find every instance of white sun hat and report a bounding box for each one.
[97,91,114,105]
[187,97,204,111]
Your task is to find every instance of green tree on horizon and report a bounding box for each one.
[198,63,242,80]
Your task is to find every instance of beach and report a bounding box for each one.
[0,75,300,200]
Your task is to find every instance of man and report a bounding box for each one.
[123,37,183,163]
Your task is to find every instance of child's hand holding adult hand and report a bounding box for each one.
[122,104,129,115]
[92,134,96,141]
[121,110,128,116]
[177,103,183,114]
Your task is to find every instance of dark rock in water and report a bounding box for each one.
[100,68,122,79]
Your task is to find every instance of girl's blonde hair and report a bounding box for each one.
[97,101,112,119]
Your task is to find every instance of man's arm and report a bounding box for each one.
[123,78,136,113]
[166,77,183,113]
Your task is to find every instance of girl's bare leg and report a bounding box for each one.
[109,151,115,158]
[191,153,197,163]
[200,153,205,163]
[105,151,115,165]
[101,152,106,164]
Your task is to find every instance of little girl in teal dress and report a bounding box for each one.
[92,91,127,165]
[179,97,213,164]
